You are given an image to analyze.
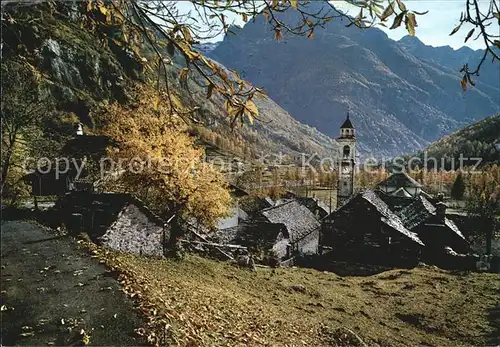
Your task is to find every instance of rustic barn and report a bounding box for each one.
[23,133,113,197]
[259,200,322,257]
[23,169,73,196]
[396,195,470,262]
[210,200,322,261]
[57,192,169,257]
[322,190,425,266]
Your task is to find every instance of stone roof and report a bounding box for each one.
[354,190,424,246]
[396,195,436,230]
[57,192,167,233]
[378,172,422,188]
[62,135,114,158]
[297,197,330,219]
[375,190,416,212]
[444,218,466,240]
[260,200,321,243]
[396,195,466,240]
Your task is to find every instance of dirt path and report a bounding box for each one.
[1,220,146,346]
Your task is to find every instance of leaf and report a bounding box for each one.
[181,26,192,43]
[396,0,406,12]
[461,75,467,91]
[290,0,298,8]
[464,28,475,42]
[405,13,417,36]
[390,12,405,29]
[262,10,270,21]
[246,113,255,125]
[224,100,237,116]
[242,13,248,22]
[493,12,500,19]
[449,22,463,36]
[97,3,107,16]
[245,100,259,116]
[275,28,284,41]
[20,332,35,337]
[380,1,395,21]
[184,49,200,62]
[307,30,315,39]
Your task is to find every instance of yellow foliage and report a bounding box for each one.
[95,86,231,229]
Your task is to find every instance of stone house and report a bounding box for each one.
[322,183,471,267]
[394,195,470,261]
[258,200,321,258]
[57,192,169,257]
[322,190,425,266]
[23,131,113,196]
[209,200,321,261]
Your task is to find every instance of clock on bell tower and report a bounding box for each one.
[336,113,356,208]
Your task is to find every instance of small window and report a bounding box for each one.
[343,145,350,157]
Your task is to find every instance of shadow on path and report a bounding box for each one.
[1,220,147,346]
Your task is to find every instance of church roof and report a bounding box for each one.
[378,172,422,188]
[340,114,354,129]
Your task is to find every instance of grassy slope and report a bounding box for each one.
[110,252,499,346]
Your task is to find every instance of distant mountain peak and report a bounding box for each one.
[209,18,500,157]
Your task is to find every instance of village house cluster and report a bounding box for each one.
[23,117,492,271]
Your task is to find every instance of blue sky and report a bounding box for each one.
[176,0,492,50]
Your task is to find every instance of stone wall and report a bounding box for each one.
[295,228,320,255]
[99,204,166,257]
[272,236,290,259]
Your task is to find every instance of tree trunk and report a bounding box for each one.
[1,149,13,195]
[1,131,17,195]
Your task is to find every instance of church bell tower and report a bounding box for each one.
[336,113,356,207]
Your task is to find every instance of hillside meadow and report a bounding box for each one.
[86,242,500,346]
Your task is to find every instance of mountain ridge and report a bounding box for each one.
[209,8,500,157]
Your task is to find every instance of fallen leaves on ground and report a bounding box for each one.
[77,239,500,346]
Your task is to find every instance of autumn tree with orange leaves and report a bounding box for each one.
[95,86,231,235]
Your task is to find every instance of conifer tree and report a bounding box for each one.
[451,171,466,200]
